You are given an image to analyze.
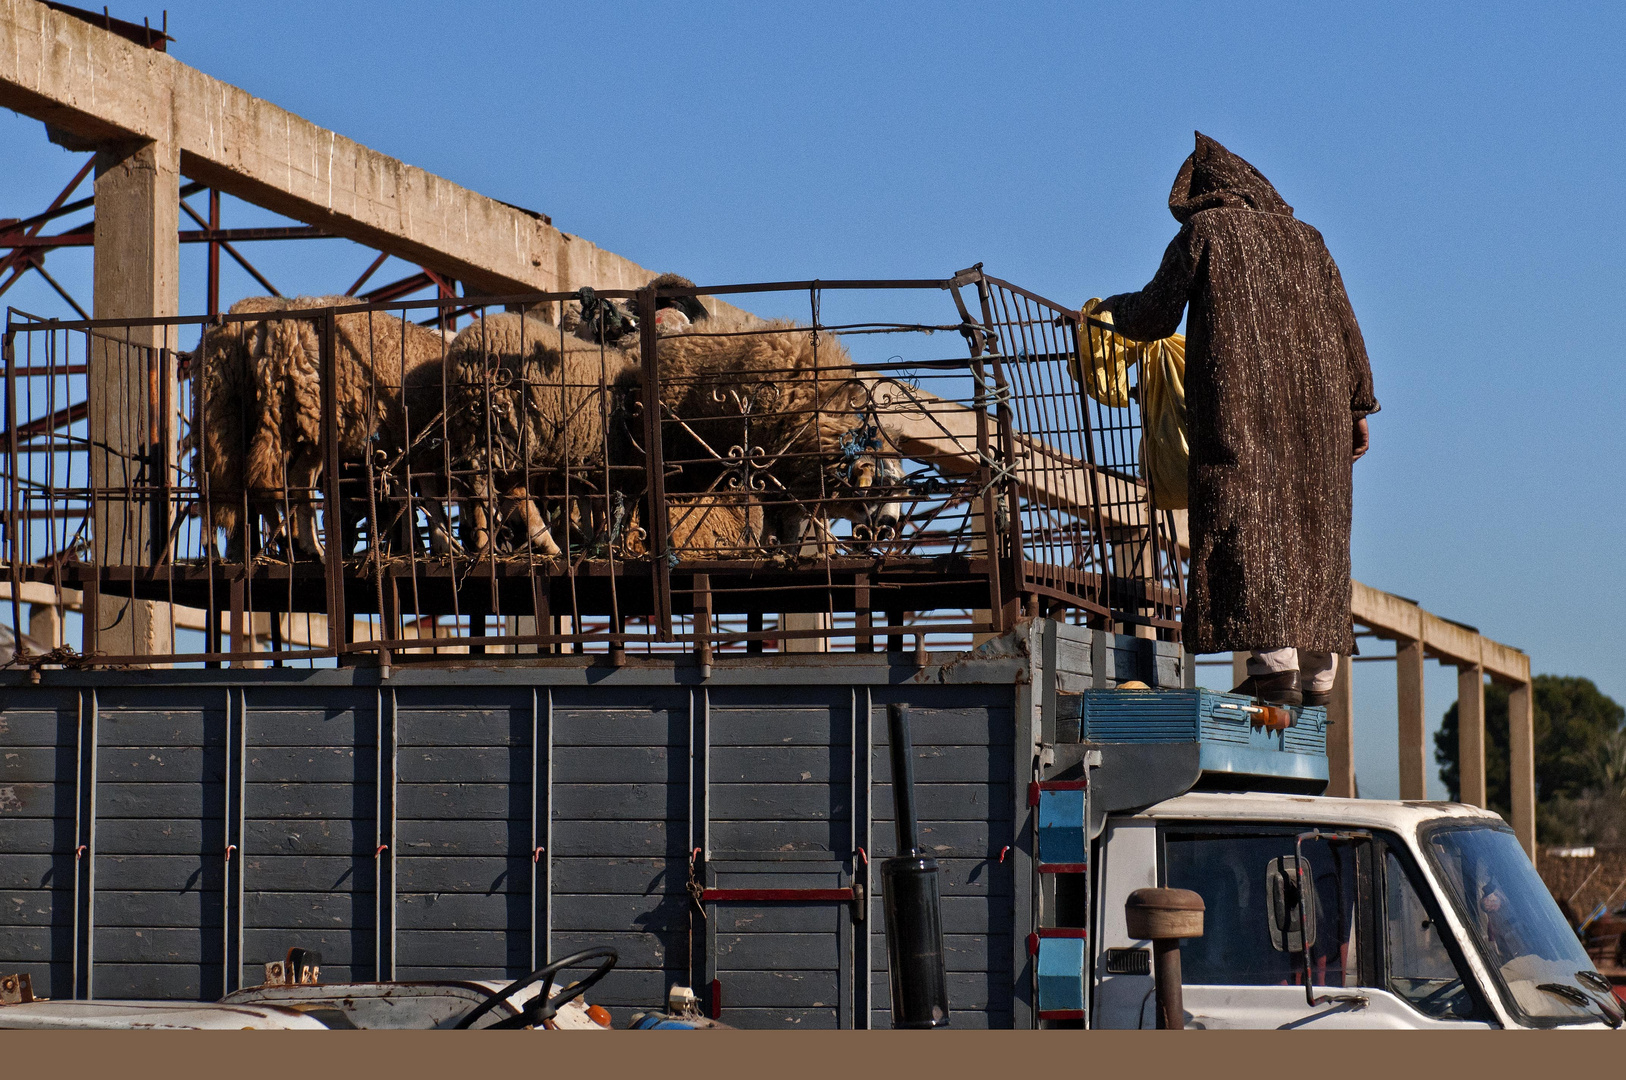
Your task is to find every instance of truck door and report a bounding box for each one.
[1095,822,1497,1028]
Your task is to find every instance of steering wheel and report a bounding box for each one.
[1414,977,1464,1015]
[452,947,618,1030]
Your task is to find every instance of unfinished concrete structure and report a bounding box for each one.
[0,0,1536,857]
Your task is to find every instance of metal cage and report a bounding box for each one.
[2,266,1184,668]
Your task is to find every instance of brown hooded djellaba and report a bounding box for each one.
[1102,133,1379,656]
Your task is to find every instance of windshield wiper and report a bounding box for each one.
[1577,970,1615,996]
[1573,971,1626,1026]
[1538,982,1624,1028]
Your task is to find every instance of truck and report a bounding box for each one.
[1,619,1615,1031]
[1,275,1612,1029]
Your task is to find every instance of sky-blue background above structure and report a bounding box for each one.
[2,0,1620,799]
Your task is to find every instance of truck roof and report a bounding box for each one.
[1133,790,1507,834]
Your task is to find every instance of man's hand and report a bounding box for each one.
[1352,416,1370,462]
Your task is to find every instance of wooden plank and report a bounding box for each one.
[0,702,80,746]
[551,784,687,822]
[395,747,553,785]
[394,820,531,859]
[713,1007,840,1030]
[90,890,223,928]
[0,746,76,784]
[549,894,690,933]
[0,818,61,853]
[709,785,852,821]
[91,963,221,1001]
[244,891,371,928]
[549,857,683,895]
[246,782,376,820]
[89,853,222,891]
[714,932,839,972]
[393,783,532,821]
[868,783,1011,821]
[545,820,690,859]
[712,969,839,1008]
[0,891,70,926]
[0,853,71,890]
[93,711,215,748]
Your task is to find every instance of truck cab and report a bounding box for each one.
[1091,792,1620,1029]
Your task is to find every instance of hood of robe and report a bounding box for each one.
[1168,132,1295,224]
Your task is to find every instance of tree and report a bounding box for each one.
[1434,675,1625,841]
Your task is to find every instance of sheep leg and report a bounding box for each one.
[468,474,495,556]
[415,474,460,555]
[500,486,561,557]
[286,453,326,560]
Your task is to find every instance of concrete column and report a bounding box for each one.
[1396,638,1427,800]
[28,602,63,649]
[780,611,830,654]
[1507,680,1537,858]
[971,512,995,647]
[91,137,179,659]
[1231,652,1247,690]
[1325,654,1356,798]
[1457,664,1487,808]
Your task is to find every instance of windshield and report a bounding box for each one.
[1424,822,1616,1026]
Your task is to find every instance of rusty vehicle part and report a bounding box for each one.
[1124,888,1204,1030]
[0,972,34,1005]
[263,947,321,987]
[2,269,1183,667]
[452,947,618,1030]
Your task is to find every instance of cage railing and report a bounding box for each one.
[1,268,1184,668]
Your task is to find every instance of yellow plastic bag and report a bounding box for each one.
[1071,298,1135,408]
[1137,334,1187,510]
[1070,299,1188,510]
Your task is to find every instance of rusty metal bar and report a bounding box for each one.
[319,309,346,657]
[639,286,673,639]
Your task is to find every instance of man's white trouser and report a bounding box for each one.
[1248,648,1337,693]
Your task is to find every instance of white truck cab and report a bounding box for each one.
[1091,792,1620,1029]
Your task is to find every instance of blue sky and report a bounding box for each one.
[3,2,1621,797]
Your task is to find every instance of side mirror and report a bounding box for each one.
[1266,855,1317,953]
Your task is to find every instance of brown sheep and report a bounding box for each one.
[649,306,900,550]
[406,312,640,557]
[620,492,766,560]
[192,297,447,560]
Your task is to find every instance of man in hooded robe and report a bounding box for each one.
[1098,132,1379,706]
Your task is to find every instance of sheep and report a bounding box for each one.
[648,305,904,552]
[405,312,640,557]
[192,296,447,560]
[619,492,766,561]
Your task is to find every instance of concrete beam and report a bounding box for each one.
[1350,579,1528,683]
[0,0,659,295]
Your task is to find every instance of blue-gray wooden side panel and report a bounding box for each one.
[393,687,534,983]
[867,693,1017,1029]
[241,686,380,987]
[0,691,80,1000]
[91,687,230,1000]
[546,687,692,1014]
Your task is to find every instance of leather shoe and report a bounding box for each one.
[1231,670,1303,707]
[1302,689,1331,708]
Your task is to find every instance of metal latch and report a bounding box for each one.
[263,947,322,987]
[0,973,34,1005]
